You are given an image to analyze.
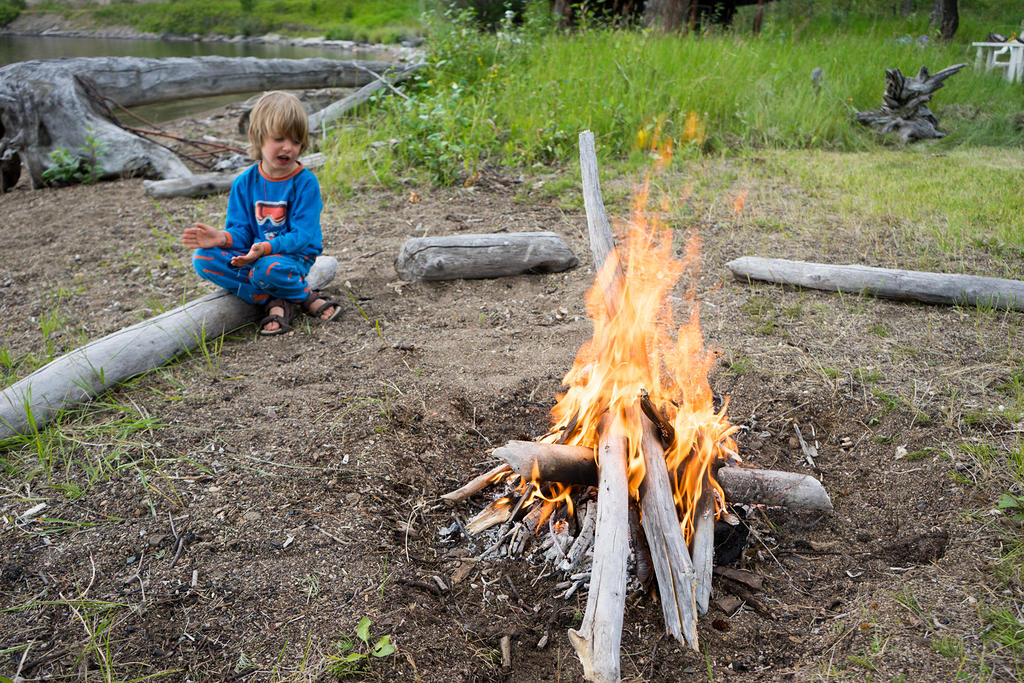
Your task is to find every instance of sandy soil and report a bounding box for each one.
[1,103,1023,682]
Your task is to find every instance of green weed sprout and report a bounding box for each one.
[326,616,395,677]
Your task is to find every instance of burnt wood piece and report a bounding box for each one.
[726,256,1024,313]
[494,441,833,510]
[638,416,699,650]
[0,56,395,188]
[0,257,338,439]
[393,232,578,281]
[855,63,967,143]
[568,416,630,683]
[441,463,512,504]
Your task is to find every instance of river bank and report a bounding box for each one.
[1,11,423,62]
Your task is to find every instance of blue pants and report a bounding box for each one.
[192,247,315,305]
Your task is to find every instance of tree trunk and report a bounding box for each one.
[0,256,338,439]
[0,56,396,189]
[937,0,958,41]
[642,0,691,31]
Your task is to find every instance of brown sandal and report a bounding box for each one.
[302,290,342,322]
[258,298,297,335]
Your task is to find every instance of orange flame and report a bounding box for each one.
[542,172,738,542]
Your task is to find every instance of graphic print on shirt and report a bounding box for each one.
[255,200,288,239]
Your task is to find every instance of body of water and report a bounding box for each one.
[0,33,385,122]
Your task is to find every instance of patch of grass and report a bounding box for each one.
[981,605,1024,657]
[0,398,160,498]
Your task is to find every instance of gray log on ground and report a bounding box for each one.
[855,63,967,143]
[393,232,578,281]
[726,256,1024,312]
[0,56,395,189]
[0,256,338,440]
[143,153,325,199]
[309,62,424,132]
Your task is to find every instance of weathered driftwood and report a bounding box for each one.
[0,256,338,440]
[393,232,578,281]
[726,256,1024,313]
[143,153,325,199]
[441,463,512,504]
[715,466,833,512]
[638,417,699,650]
[309,62,424,132]
[578,130,624,310]
[855,63,967,143]
[568,417,629,683]
[0,56,395,188]
[492,440,833,510]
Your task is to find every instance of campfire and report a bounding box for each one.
[443,132,831,683]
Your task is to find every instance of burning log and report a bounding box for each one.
[393,232,578,281]
[726,256,1024,313]
[568,416,630,683]
[493,440,832,511]
[465,498,513,536]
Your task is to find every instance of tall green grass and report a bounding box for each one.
[89,0,423,42]
[320,6,1024,191]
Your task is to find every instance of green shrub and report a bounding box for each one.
[0,0,24,26]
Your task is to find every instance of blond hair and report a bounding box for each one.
[247,91,309,161]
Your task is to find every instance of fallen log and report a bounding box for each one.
[0,56,395,188]
[143,153,325,199]
[309,62,424,132]
[0,256,338,440]
[568,416,629,683]
[493,440,832,510]
[855,63,967,143]
[638,416,699,649]
[393,232,578,281]
[725,256,1024,312]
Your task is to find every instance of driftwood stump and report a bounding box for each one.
[856,63,967,142]
[0,56,395,188]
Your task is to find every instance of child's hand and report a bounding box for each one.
[230,243,266,267]
[182,222,227,249]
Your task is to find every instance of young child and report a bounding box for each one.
[181,90,340,335]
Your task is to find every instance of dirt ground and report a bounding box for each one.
[1,102,1023,682]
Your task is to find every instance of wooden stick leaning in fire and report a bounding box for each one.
[578,130,702,656]
[567,414,630,683]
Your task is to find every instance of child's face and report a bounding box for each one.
[260,131,303,178]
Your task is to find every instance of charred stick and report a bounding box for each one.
[640,388,675,447]
[628,499,654,590]
[441,463,512,504]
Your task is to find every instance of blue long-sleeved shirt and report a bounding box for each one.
[222,162,323,258]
